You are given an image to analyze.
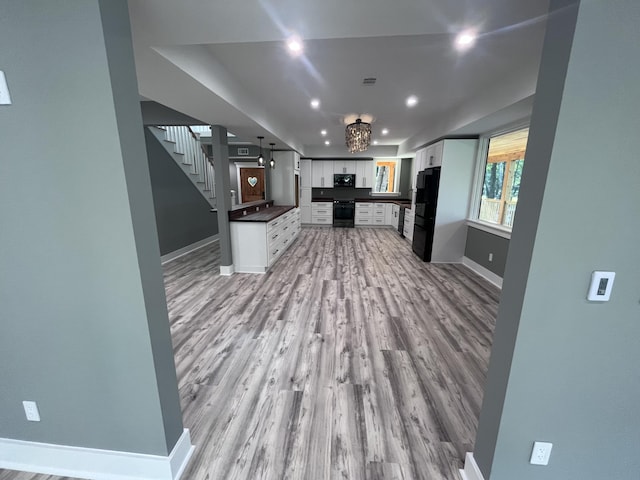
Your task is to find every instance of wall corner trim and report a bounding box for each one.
[459,452,485,480]
[0,428,194,480]
[462,256,503,289]
[219,264,235,276]
[161,235,219,264]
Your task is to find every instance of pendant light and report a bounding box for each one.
[269,143,276,169]
[257,136,265,166]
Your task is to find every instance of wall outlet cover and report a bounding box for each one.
[530,441,553,465]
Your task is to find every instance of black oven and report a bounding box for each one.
[333,200,355,227]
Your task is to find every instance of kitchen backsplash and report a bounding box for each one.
[311,187,371,200]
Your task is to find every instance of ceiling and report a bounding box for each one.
[128,0,550,157]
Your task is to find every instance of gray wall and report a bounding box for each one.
[146,130,218,255]
[474,1,640,478]
[0,0,183,456]
[464,227,510,277]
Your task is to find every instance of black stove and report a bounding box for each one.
[333,199,355,228]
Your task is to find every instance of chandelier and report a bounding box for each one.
[345,118,372,153]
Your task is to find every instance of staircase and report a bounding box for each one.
[147,125,216,209]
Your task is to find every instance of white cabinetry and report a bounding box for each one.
[311,202,333,225]
[355,202,373,225]
[391,204,400,230]
[300,159,312,188]
[372,203,386,226]
[231,208,300,273]
[311,161,334,188]
[333,160,356,174]
[355,202,393,226]
[356,160,374,188]
[300,159,312,224]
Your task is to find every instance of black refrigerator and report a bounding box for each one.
[412,167,441,261]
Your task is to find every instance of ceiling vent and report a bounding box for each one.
[362,77,377,85]
[237,147,249,156]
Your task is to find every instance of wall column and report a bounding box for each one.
[211,125,234,273]
[469,0,640,479]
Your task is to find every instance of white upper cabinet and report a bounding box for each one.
[311,161,334,187]
[333,160,357,174]
[300,159,312,188]
[356,160,373,188]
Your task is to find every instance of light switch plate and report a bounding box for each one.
[0,71,12,105]
[587,271,615,301]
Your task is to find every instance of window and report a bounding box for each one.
[478,127,529,229]
[373,159,400,193]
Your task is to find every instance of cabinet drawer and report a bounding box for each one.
[355,203,372,210]
[373,217,386,225]
[356,217,373,225]
[311,209,332,216]
[312,216,333,225]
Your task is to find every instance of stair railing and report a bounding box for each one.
[160,125,216,203]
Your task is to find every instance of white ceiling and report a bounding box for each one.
[128,0,550,156]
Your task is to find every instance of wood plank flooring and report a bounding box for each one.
[1,227,499,480]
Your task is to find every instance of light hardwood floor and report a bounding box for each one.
[1,227,499,480]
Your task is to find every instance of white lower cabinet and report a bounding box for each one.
[390,204,399,229]
[231,208,300,273]
[312,202,333,225]
[356,202,399,227]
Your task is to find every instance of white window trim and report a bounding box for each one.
[466,219,512,239]
[467,121,530,235]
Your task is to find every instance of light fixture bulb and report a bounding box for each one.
[310,98,320,109]
[381,128,389,135]
[321,129,327,136]
[406,95,418,107]
[269,143,276,169]
[324,140,331,146]
[286,36,303,55]
[257,136,265,166]
[455,30,477,51]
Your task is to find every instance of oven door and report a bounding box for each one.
[333,202,355,226]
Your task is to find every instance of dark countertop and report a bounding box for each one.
[230,205,295,223]
[312,197,411,207]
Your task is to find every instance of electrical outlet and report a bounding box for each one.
[488,253,494,262]
[530,441,552,465]
[23,401,41,422]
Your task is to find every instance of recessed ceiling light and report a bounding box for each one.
[406,95,418,107]
[373,140,379,145]
[324,140,331,146]
[310,98,320,109]
[381,128,389,135]
[286,36,304,56]
[455,30,477,51]
[320,129,327,136]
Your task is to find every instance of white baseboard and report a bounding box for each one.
[459,452,485,480]
[219,264,235,276]
[161,235,218,264]
[462,256,503,289]
[0,428,194,480]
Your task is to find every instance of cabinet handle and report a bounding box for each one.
[321,177,324,187]
[362,177,365,187]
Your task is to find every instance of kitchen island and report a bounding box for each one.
[230,206,300,273]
